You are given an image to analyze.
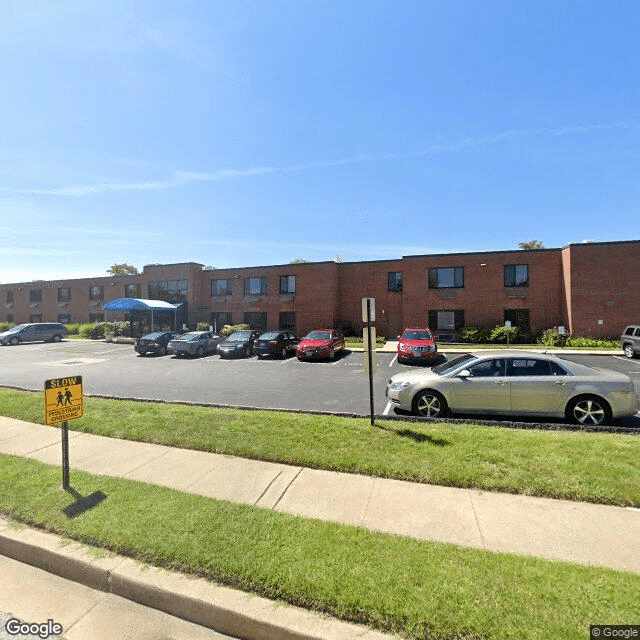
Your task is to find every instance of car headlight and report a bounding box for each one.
[390,380,411,391]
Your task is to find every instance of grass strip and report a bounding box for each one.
[1,453,638,640]
[1,387,639,507]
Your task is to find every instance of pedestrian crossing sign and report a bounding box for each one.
[44,376,84,425]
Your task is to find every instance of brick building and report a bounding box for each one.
[1,240,638,339]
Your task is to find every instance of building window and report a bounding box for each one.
[279,312,296,331]
[7,314,14,323]
[504,309,530,333]
[58,314,72,324]
[89,286,104,302]
[29,314,42,323]
[243,312,267,330]
[428,309,465,331]
[388,272,403,292]
[57,287,71,303]
[6,291,13,304]
[148,280,188,302]
[429,267,464,289]
[244,277,267,295]
[280,275,296,294]
[504,264,529,287]
[30,289,42,303]
[211,279,233,297]
[125,284,141,298]
[89,313,104,323]
[210,312,232,331]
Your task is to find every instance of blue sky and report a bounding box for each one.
[1,0,638,282]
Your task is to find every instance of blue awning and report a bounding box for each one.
[103,298,178,312]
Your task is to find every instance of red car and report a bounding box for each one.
[397,327,438,364]
[296,329,345,361]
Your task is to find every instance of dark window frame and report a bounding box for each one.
[125,284,141,298]
[279,311,296,331]
[30,289,42,303]
[211,279,233,297]
[428,267,464,289]
[244,277,267,296]
[388,272,403,292]
[243,311,268,330]
[428,309,465,331]
[504,264,529,287]
[57,287,71,303]
[6,291,14,304]
[279,275,296,294]
[89,286,104,302]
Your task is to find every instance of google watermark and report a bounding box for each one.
[591,626,640,639]
[4,617,63,639]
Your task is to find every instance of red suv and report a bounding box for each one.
[397,327,438,364]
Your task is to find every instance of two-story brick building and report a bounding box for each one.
[1,240,638,339]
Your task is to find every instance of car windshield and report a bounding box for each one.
[305,331,331,340]
[177,332,201,341]
[142,333,164,339]
[227,331,252,340]
[259,332,280,340]
[403,330,432,340]
[432,353,476,375]
[4,325,26,334]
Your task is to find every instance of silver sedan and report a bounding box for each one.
[167,331,222,358]
[386,350,640,425]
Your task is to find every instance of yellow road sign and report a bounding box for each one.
[44,376,83,425]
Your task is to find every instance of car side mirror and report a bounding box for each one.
[396,335,401,340]
[457,369,471,378]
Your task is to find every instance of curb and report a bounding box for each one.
[0,517,396,640]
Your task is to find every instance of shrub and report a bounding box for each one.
[65,323,80,335]
[219,323,251,337]
[459,326,491,343]
[489,324,520,343]
[79,323,98,338]
[566,336,619,348]
[538,328,568,347]
[197,322,210,331]
[0,322,16,332]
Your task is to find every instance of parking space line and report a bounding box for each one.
[389,354,397,367]
[383,401,392,416]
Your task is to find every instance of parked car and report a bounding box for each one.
[218,330,261,358]
[0,323,67,345]
[167,331,222,358]
[254,331,300,359]
[397,326,438,364]
[386,350,640,425]
[621,325,640,359]
[296,329,345,361]
[134,331,177,356]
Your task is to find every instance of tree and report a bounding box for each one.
[518,240,545,250]
[107,263,139,276]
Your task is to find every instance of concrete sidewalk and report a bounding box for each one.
[1,415,638,574]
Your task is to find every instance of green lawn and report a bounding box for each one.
[1,387,639,506]
[1,454,638,640]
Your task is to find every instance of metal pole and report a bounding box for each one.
[61,420,69,489]
[367,299,374,426]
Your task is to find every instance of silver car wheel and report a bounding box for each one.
[9,337,19,346]
[413,390,447,418]
[623,344,635,359]
[568,396,610,426]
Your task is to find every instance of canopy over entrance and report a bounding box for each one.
[103,298,179,331]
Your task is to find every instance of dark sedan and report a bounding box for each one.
[134,332,177,356]
[254,331,300,359]
[167,331,222,358]
[218,330,261,358]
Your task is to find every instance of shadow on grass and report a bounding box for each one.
[375,423,449,446]
[63,486,107,518]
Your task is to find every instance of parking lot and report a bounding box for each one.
[1,340,639,426]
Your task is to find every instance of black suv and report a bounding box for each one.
[621,325,640,359]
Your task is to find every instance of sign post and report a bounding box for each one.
[44,376,84,490]
[362,298,376,425]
